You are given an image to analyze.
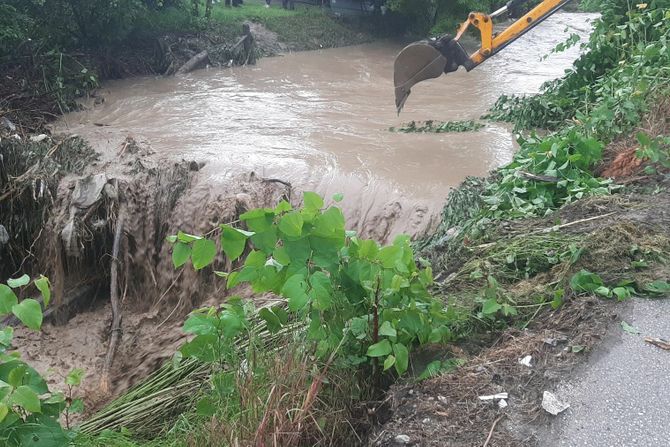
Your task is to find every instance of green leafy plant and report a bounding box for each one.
[0,275,81,446]
[636,132,670,172]
[170,192,450,377]
[486,2,670,141]
[481,130,614,219]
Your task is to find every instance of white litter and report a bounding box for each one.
[518,355,532,367]
[542,391,570,415]
[498,399,508,409]
[478,392,508,401]
[30,134,48,142]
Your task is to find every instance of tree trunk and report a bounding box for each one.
[205,0,213,18]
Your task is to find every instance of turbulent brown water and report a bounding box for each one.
[58,12,596,241]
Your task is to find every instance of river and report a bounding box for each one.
[58,12,596,241]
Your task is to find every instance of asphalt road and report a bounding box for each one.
[542,298,670,447]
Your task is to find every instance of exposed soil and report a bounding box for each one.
[371,296,616,447]
[7,134,291,412]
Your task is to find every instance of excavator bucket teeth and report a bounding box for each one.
[394,42,447,113]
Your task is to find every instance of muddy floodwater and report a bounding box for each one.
[59,12,596,241]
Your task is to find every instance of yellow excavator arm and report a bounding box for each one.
[394,0,573,112]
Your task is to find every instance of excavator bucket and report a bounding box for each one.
[394,42,447,113]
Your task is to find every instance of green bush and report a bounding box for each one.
[0,275,83,446]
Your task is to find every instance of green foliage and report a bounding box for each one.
[481,130,614,219]
[0,275,83,446]
[487,2,670,140]
[390,120,484,133]
[636,132,670,171]
[170,193,450,377]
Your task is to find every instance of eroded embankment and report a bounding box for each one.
[5,135,293,410]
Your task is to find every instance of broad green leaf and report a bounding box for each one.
[502,303,518,317]
[8,365,28,387]
[643,280,670,295]
[273,247,291,266]
[620,321,640,335]
[172,242,191,268]
[177,231,201,243]
[66,368,85,386]
[250,228,278,254]
[357,239,379,260]
[12,299,42,331]
[274,200,293,214]
[12,385,40,413]
[303,192,324,211]
[0,403,8,422]
[183,313,217,335]
[0,285,18,315]
[366,339,392,357]
[7,275,29,289]
[220,225,248,261]
[569,270,604,293]
[594,286,611,298]
[166,235,177,243]
[612,287,632,300]
[69,398,84,414]
[196,397,217,416]
[259,308,282,333]
[0,327,13,348]
[417,360,443,381]
[272,305,289,324]
[332,193,344,202]
[281,274,309,311]
[278,212,304,238]
[482,299,502,315]
[393,343,409,375]
[34,276,51,307]
[378,321,397,338]
[312,207,345,239]
[377,246,401,269]
[240,209,274,232]
[383,355,396,371]
[309,271,333,310]
[219,312,245,338]
[191,238,217,270]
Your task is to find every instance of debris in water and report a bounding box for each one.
[390,119,484,134]
[478,392,508,401]
[518,355,532,367]
[542,391,569,415]
[71,173,108,209]
[644,337,670,351]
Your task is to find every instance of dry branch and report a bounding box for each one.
[176,50,210,75]
[100,203,126,394]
